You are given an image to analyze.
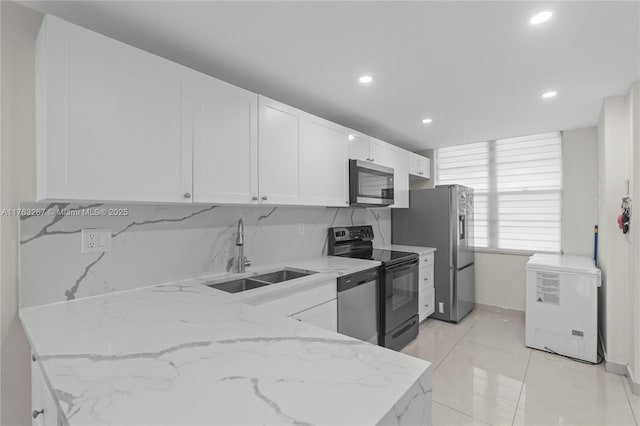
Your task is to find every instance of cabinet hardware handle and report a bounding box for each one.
[33,409,44,419]
[261,196,268,201]
[31,354,37,362]
[370,158,375,162]
[251,196,258,201]
[183,192,191,199]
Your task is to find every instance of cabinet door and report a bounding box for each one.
[258,97,302,205]
[31,356,59,426]
[369,137,388,165]
[419,156,432,179]
[386,145,410,208]
[290,299,338,332]
[348,130,370,161]
[37,16,193,203]
[300,115,349,207]
[408,153,420,176]
[193,73,258,204]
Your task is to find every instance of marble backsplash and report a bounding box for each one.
[19,202,390,308]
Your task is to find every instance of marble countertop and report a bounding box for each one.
[376,244,437,256]
[20,256,431,425]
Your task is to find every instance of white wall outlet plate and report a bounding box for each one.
[298,223,305,235]
[439,302,445,314]
[82,228,112,254]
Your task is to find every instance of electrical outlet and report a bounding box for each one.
[438,302,444,314]
[82,229,112,254]
[298,223,305,235]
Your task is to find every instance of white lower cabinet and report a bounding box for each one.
[31,355,60,426]
[290,299,338,332]
[252,280,337,332]
[418,252,435,322]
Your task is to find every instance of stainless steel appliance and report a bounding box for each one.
[328,225,419,350]
[392,185,475,323]
[337,268,380,345]
[349,160,394,207]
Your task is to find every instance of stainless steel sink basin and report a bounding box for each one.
[206,268,316,293]
[251,268,315,284]
[207,278,269,294]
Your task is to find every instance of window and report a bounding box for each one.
[435,132,562,253]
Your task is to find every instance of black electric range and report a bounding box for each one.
[328,225,419,350]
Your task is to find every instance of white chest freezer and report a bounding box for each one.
[525,254,601,363]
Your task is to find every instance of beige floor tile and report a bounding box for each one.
[402,327,461,370]
[433,402,491,426]
[461,312,530,357]
[513,350,636,425]
[421,310,480,341]
[622,376,640,425]
[433,340,530,426]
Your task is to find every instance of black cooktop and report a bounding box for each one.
[328,225,418,266]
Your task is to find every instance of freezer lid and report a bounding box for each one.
[526,254,600,276]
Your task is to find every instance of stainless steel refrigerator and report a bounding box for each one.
[392,185,475,322]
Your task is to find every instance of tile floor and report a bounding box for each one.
[401,309,640,426]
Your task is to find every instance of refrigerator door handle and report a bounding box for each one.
[459,215,466,240]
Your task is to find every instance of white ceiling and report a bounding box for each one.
[21,1,640,151]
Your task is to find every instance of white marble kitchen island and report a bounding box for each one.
[21,257,432,426]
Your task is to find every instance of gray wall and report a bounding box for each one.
[1,3,42,424]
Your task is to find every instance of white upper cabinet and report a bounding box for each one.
[259,96,349,207]
[36,16,193,203]
[369,137,388,166]
[192,73,258,204]
[258,97,302,205]
[409,153,431,179]
[348,132,389,167]
[35,15,410,208]
[385,145,410,208]
[300,115,349,207]
[348,130,371,161]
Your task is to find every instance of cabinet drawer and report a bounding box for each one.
[290,299,337,332]
[419,287,435,322]
[419,265,434,290]
[420,252,435,267]
[252,280,336,317]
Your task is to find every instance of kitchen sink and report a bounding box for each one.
[250,268,316,284]
[207,278,269,294]
[206,268,316,293]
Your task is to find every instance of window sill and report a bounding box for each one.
[472,247,561,257]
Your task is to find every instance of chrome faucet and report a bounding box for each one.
[236,219,251,273]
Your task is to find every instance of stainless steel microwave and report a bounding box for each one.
[349,159,394,207]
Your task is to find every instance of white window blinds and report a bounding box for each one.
[435,132,562,253]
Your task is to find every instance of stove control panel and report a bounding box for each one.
[330,225,375,242]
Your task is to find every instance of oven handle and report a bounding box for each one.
[384,258,419,274]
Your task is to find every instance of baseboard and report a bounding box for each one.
[475,303,525,318]
[627,366,640,396]
[605,361,628,376]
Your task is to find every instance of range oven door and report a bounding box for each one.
[382,258,419,334]
[349,159,394,206]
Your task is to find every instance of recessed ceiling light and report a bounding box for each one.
[348,134,355,141]
[542,91,558,98]
[421,118,433,124]
[530,11,552,25]
[359,75,373,84]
